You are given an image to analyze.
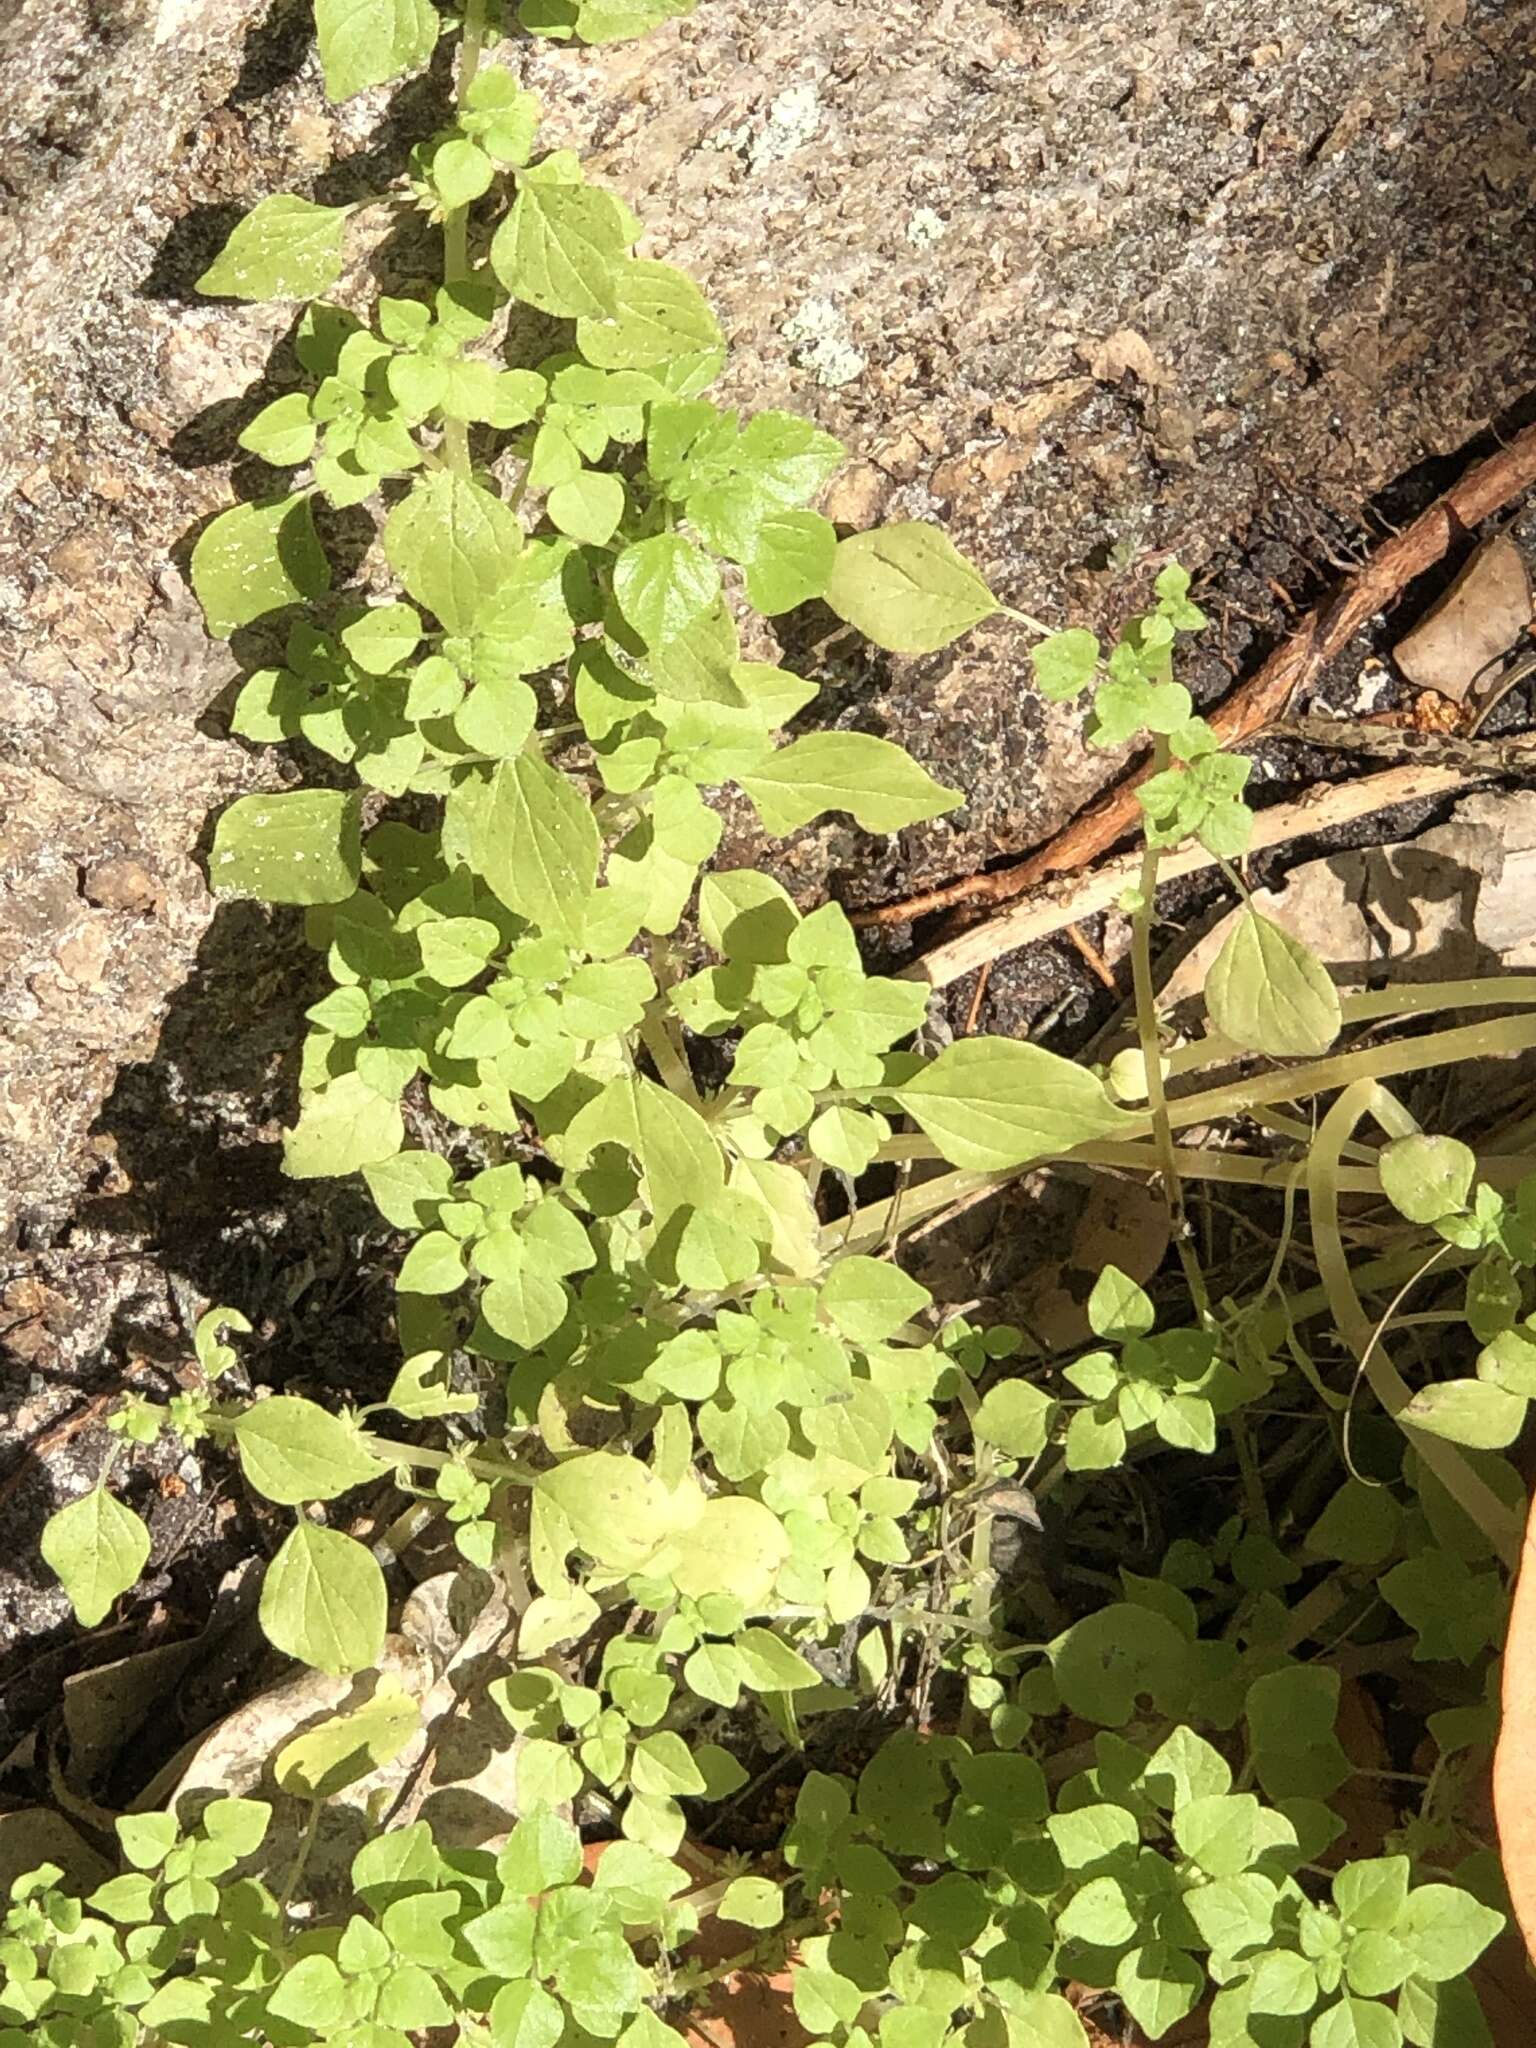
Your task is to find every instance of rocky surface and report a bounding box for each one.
[3,0,1536,1673]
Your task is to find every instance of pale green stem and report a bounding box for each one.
[1068,1140,1386,1195]
[872,1011,1536,1175]
[358,1430,535,1486]
[277,1798,324,1922]
[1305,1080,1522,1567]
[1143,978,1536,1089]
[1128,738,1210,1324]
[639,1006,701,1107]
[999,604,1059,638]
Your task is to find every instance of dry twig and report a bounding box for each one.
[908,760,1478,991]
[858,418,1536,928]
[0,1392,114,1510]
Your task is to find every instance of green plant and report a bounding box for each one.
[18,0,1536,2042]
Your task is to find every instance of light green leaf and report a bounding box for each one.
[191,493,331,636]
[548,470,626,545]
[386,1351,478,1419]
[683,1641,745,1708]
[88,1872,156,1925]
[384,470,523,633]
[268,1954,348,2029]
[430,135,495,208]
[730,1157,820,1279]
[456,675,539,762]
[1172,1792,1259,1878]
[893,1036,1135,1171]
[820,1255,930,1345]
[808,1104,884,1174]
[995,1994,1089,2048]
[1051,1602,1190,1727]
[238,392,318,466]
[194,1305,251,1380]
[117,1812,180,1869]
[465,1898,537,1977]
[341,602,422,675]
[734,1626,820,1692]
[801,1380,893,1476]
[315,0,439,98]
[1184,1873,1279,1959]
[418,915,502,987]
[631,1730,706,1797]
[1207,909,1342,1058]
[283,1070,405,1178]
[1057,1873,1137,1947]
[1031,627,1100,701]
[742,509,837,615]
[668,1497,788,1609]
[564,1074,723,1223]
[1334,1858,1411,1931]
[363,1148,454,1228]
[1114,1943,1203,2040]
[576,256,721,366]
[973,1380,1053,1458]
[719,1876,783,1928]
[614,533,722,647]
[740,732,960,835]
[699,1400,788,1480]
[491,180,632,318]
[499,1810,584,1893]
[1397,1975,1493,2048]
[1305,1481,1403,1567]
[474,539,581,678]
[699,869,800,958]
[477,753,600,935]
[397,1229,468,1295]
[490,1980,566,2048]
[210,790,361,906]
[537,1452,666,1572]
[234,1396,385,1504]
[274,1684,421,1796]
[1088,1264,1156,1339]
[197,196,349,300]
[528,1589,606,1654]
[1399,1377,1526,1449]
[482,1264,570,1350]
[825,521,997,653]
[1141,1725,1232,1808]
[1246,1949,1319,2018]
[1309,1997,1402,2048]
[1379,1135,1477,1225]
[518,1736,584,1809]
[1394,1884,1503,1981]
[1065,1405,1128,1471]
[42,1488,150,1627]
[1346,1931,1414,1999]
[527,0,695,43]
[258,1522,387,1674]
[1046,1802,1139,1870]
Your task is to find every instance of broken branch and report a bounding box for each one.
[909,760,1478,991]
[859,417,1536,928]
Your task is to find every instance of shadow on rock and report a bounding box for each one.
[0,894,403,1760]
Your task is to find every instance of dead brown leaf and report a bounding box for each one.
[1394,533,1531,700]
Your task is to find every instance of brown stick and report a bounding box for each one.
[910,760,1478,990]
[858,418,1536,928]
[0,1392,113,1510]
